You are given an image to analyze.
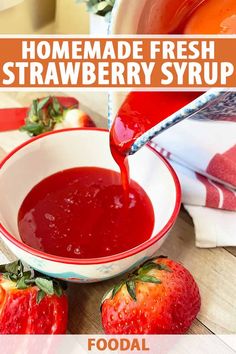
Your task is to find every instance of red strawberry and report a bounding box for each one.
[77,110,95,128]
[0,260,68,334]
[20,96,80,136]
[101,257,201,334]
[56,96,79,109]
[54,109,95,130]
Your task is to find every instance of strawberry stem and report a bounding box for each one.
[20,96,75,136]
[0,260,67,303]
[105,257,172,302]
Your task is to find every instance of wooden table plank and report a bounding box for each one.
[0,240,15,263]
[188,319,212,334]
[225,248,236,257]
[160,210,236,334]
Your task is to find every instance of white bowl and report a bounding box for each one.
[0,129,181,283]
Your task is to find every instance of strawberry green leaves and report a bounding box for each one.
[137,275,162,284]
[37,290,47,304]
[126,280,137,301]
[35,278,54,296]
[16,271,32,290]
[139,260,172,274]
[0,260,27,282]
[2,260,19,275]
[37,96,51,112]
[112,283,123,299]
[20,96,67,136]
[0,260,66,303]
[108,257,172,302]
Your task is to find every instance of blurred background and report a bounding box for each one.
[0,0,89,34]
[0,0,109,147]
[0,1,108,137]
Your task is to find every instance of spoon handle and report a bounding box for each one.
[129,90,234,155]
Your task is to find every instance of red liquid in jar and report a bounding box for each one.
[184,0,236,34]
[110,91,201,189]
[138,0,236,34]
[18,167,154,259]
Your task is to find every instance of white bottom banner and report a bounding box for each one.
[0,335,235,354]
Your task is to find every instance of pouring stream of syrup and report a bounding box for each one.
[110,91,201,191]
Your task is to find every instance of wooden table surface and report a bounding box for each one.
[0,93,236,335]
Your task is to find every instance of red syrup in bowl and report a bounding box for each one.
[110,91,201,191]
[18,167,154,259]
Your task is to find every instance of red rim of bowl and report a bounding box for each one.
[0,128,181,265]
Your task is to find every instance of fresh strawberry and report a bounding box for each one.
[77,110,95,128]
[20,96,79,136]
[54,109,95,130]
[0,260,68,334]
[101,256,201,334]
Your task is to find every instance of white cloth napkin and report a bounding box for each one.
[151,118,236,248]
[184,205,236,248]
[152,119,236,189]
